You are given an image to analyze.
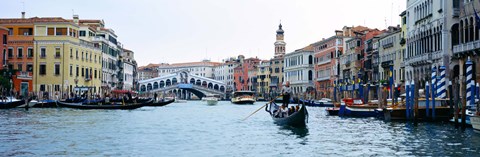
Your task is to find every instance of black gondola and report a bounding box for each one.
[57,99,151,110]
[145,99,175,107]
[265,102,308,127]
[0,100,25,109]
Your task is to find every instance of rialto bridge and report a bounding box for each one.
[138,70,226,99]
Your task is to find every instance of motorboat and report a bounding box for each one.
[203,94,220,106]
[231,91,255,105]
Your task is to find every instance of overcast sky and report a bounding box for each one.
[2,0,405,66]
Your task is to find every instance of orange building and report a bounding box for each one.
[0,12,35,95]
[0,26,7,68]
[233,56,260,91]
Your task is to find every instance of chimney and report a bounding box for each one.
[73,15,79,24]
[21,12,25,19]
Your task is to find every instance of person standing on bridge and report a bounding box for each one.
[154,92,158,102]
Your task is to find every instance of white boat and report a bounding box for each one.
[174,99,187,103]
[471,116,480,132]
[231,91,255,105]
[203,94,220,106]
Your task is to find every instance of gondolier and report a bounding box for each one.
[282,81,292,107]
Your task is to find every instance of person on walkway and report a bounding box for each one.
[281,81,292,108]
[154,92,158,102]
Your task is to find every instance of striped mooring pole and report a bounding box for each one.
[431,66,437,120]
[410,80,415,119]
[437,66,447,99]
[406,80,410,119]
[466,57,474,107]
[426,82,430,118]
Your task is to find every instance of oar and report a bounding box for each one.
[242,95,282,121]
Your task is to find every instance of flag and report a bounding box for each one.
[474,3,480,30]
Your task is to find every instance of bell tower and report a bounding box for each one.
[274,23,286,58]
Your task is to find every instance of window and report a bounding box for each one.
[69,65,73,76]
[27,48,33,58]
[70,49,73,58]
[40,47,46,58]
[79,31,86,37]
[8,48,13,58]
[81,67,84,77]
[54,64,60,75]
[40,84,45,92]
[17,47,23,58]
[2,34,6,45]
[8,28,13,35]
[17,64,22,71]
[26,64,33,72]
[76,66,79,77]
[54,85,60,91]
[2,49,5,65]
[55,47,60,58]
[39,64,46,75]
[94,69,97,78]
[76,50,79,59]
[47,28,54,35]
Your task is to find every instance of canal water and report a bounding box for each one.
[0,101,479,156]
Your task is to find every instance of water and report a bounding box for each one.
[1,101,479,156]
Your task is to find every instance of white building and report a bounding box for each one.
[404,0,457,86]
[284,45,315,94]
[214,57,239,92]
[121,48,137,90]
[157,60,220,79]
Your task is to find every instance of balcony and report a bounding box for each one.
[453,40,480,55]
[316,75,330,81]
[317,58,332,66]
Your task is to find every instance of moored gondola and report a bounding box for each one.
[265,102,308,127]
[0,99,25,109]
[57,99,151,110]
[145,98,175,107]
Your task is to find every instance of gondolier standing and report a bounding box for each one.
[282,81,292,107]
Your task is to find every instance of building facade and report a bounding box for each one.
[233,56,260,91]
[284,45,314,95]
[256,60,270,99]
[213,57,239,93]
[157,60,220,79]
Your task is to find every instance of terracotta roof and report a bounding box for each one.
[0,17,71,24]
[79,19,102,24]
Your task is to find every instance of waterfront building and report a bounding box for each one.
[120,48,137,90]
[213,57,239,94]
[138,64,158,81]
[284,45,314,96]
[377,26,403,99]
[256,60,271,99]
[269,23,285,95]
[75,16,123,93]
[313,31,344,99]
[404,0,457,89]
[0,12,35,95]
[233,56,260,91]
[157,60,220,79]
[29,16,102,96]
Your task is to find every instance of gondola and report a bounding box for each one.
[265,102,308,127]
[145,98,175,107]
[57,99,151,110]
[28,100,58,108]
[0,99,25,109]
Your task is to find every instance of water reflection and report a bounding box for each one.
[279,126,309,138]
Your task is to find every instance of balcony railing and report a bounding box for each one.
[316,75,330,81]
[317,58,332,65]
[453,40,480,55]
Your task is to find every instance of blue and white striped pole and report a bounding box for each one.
[431,66,437,117]
[476,83,479,104]
[437,66,447,99]
[390,66,394,100]
[410,80,415,119]
[406,80,410,119]
[426,82,430,118]
[467,57,474,107]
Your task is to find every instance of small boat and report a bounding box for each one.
[203,94,220,106]
[28,99,58,108]
[339,98,379,117]
[0,98,25,109]
[471,116,480,131]
[231,91,256,105]
[265,102,308,127]
[57,100,150,110]
[174,99,187,103]
[145,98,175,107]
[326,102,342,116]
[302,98,334,107]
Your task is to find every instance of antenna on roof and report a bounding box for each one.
[21,1,25,12]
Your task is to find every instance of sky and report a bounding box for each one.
[1,0,406,66]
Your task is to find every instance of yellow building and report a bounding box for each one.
[256,60,270,99]
[32,17,102,96]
